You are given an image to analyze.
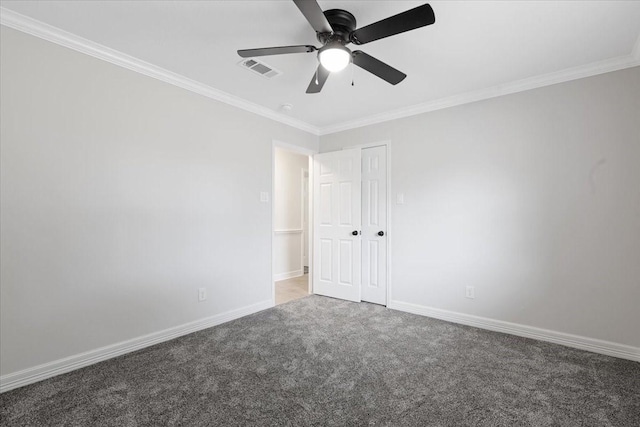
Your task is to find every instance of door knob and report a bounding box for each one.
[352,230,359,236]
[378,231,385,236]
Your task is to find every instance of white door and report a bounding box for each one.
[313,148,361,302]
[361,146,387,305]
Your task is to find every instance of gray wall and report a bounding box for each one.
[321,66,640,347]
[0,26,318,376]
[2,21,638,380]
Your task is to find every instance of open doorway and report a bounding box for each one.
[273,144,312,305]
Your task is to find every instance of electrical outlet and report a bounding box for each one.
[198,287,207,302]
[465,286,475,299]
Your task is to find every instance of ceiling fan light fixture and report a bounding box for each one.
[318,43,351,72]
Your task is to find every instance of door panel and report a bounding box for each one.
[361,146,387,305]
[319,183,332,224]
[339,239,353,284]
[319,239,332,281]
[339,182,353,225]
[368,240,379,286]
[313,149,361,302]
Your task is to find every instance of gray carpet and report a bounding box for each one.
[1,295,638,426]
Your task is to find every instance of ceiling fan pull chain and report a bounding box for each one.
[351,62,355,86]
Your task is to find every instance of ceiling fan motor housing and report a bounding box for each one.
[317,9,356,45]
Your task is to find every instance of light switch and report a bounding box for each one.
[396,193,405,205]
[260,192,269,203]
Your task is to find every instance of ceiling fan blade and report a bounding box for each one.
[306,65,330,94]
[238,45,317,58]
[293,0,333,34]
[352,51,406,85]
[350,4,435,45]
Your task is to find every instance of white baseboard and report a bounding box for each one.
[0,299,273,394]
[387,300,640,362]
[273,269,303,282]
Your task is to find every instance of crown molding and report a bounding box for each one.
[0,7,321,136]
[320,53,640,135]
[2,7,638,139]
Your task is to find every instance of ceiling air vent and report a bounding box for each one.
[238,58,282,79]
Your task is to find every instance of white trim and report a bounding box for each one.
[2,7,638,137]
[3,8,638,139]
[0,7,320,136]
[0,299,273,394]
[272,140,317,157]
[272,144,276,306]
[274,229,303,235]
[300,168,308,271]
[273,269,304,282]
[341,140,392,150]
[320,54,640,135]
[385,142,392,307]
[307,156,314,295]
[388,300,640,362]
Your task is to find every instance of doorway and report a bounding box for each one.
[272,143,313,306]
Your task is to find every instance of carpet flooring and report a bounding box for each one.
[1,295,638,426]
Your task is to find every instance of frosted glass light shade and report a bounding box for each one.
[319,44,351,72]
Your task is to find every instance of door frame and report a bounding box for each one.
[272,140,317,306]
[342,140,392,306]
[301,168,309,271]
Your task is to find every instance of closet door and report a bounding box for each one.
[312,148,361,302]
[361,146,387,305]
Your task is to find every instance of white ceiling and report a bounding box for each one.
[2,1,640,133]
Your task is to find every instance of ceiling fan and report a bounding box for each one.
[237,0,436,93]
